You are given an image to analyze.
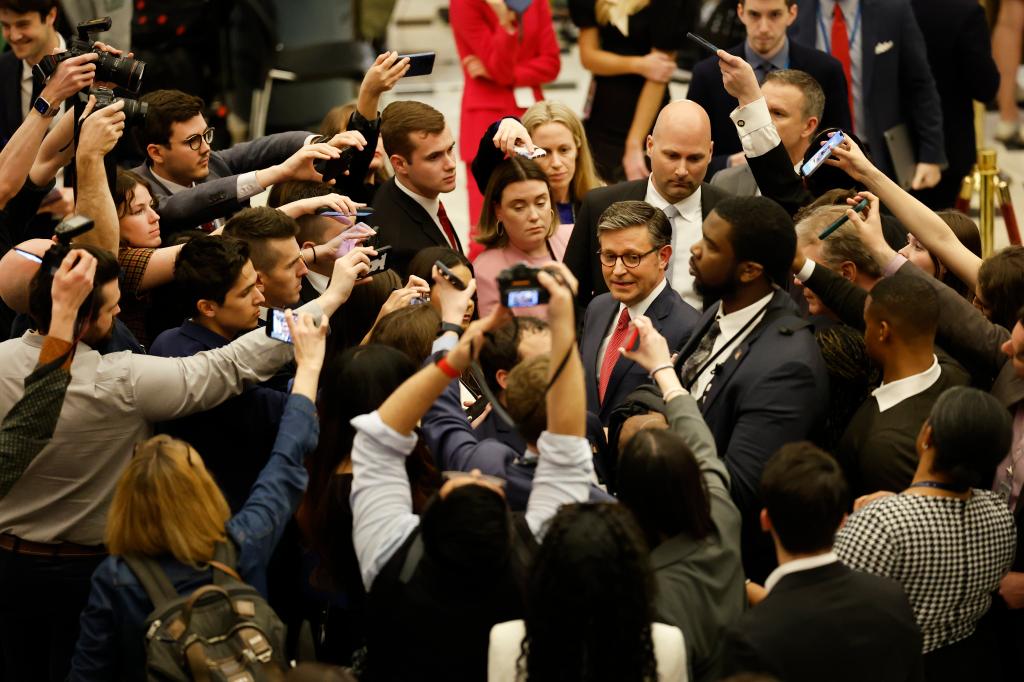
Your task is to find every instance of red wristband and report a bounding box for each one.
[436,355,462,379]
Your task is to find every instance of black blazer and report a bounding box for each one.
[563,180,731,309]
[687,39,852,177]
[370,178,464,279]
[580,283,700,424]
[0,51,23,149]
[790,0,947,178]
[725,561,924,681]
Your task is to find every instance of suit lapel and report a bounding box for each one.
[393,181,449,249]
[603,290,674,405]
[582,297,619,406]
[140,165,174,200]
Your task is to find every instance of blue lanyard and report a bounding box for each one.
[817,0,862,53]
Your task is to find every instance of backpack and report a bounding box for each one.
[124,542,288,681]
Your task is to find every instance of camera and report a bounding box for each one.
[40,216,95,275]
[35,17,145,93]
[313,146,357,184]
[496,263,549,309]
[88,86,147,124]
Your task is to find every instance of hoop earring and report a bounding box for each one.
[497,220,505,234]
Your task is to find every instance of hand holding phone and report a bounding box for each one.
[801,130,846,177]
[686,32,722,55]
[266,308,298,344]
[397,52,436,77]
[435,260,468,291]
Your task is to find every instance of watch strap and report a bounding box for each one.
[438,322,464,338]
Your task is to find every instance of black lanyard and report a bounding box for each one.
[683,299,772,392]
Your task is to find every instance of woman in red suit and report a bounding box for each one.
[450,0,561,260]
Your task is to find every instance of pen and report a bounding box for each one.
[818,198,869,240]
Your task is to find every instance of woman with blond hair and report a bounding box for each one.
[68,312,328,681]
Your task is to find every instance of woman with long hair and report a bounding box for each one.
[489,502,687,681]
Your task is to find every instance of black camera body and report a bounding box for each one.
[89,86,147,124]
[40,216,95,275]
[35,17,145,92]
[496,263,550,309]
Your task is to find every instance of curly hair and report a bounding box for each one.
[521,503,658,681]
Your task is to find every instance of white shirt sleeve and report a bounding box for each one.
[349,411,422,591]
[730,97,781,159]
[236,171,265,200]
[525,431,594,540]
[796,258,817,283]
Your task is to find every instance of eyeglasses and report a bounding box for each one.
[597,247,659,269]
[178,127,214,151]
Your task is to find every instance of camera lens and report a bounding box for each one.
[119,98,148,124]
[95,51,145,92]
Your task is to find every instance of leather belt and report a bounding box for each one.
[0,533,107,558]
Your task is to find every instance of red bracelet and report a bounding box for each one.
[436,355,462,379]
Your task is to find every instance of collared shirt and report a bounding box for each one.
[764,551,839,593]
[305,271,329,295]
[645,178,702,309]
[691,291,774,400]
[597,279,668,378]
[20,34,66,121]
[816,0,865,136]
[394,176,452,247]
[744,37,790,84]
[872,356,941,413]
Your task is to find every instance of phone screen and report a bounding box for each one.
[267,308,294,344]
[506,289,540,308]
[801,130,846,177]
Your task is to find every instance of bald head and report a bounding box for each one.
[647,100,714,204]
[0,239,53,313]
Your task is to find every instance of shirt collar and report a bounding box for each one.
[305,271,329,295]
[181,319,231,349]
[22,34,66,81]
[395,177,440,217]
[151,171,194,195]
[715,290,774,337]
[618,278,667,321]
[872,355,941,413]
[764,551,839,593]
[645,178,703,221]
[744,37,789,72]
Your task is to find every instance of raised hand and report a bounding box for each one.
[618,315,672,374]
[825,133,877,184]
[360,51,410,98]
[325,245,375,306]
[49,249,97,342]
[286,311,329,373]
[717,51,761,106]
[39,51,98,105]
[326,130,367,153]
[76,97,125,158]
[492,118,535,156]
[432,264,477,326]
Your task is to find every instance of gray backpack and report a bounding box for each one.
[124,542,288,681]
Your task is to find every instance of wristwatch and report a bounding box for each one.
[437,322,464,338]
[32,95,59,118]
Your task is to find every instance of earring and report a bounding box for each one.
[497,220,504,234]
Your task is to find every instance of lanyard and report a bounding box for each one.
[817,1,862,54]
[684,299,772,392]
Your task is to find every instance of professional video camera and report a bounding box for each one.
[35,17,145,92]
[90,86,147,124]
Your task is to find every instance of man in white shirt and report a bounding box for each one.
[0,0,62,146]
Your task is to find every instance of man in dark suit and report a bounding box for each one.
[371,100,464,278]
[132,89,359,237]
[580,201,700,424]
[0,0,62,149]
[789,0,946,189]
[676,196,827,581]
[564,100,731,311]
[687,0,850,177]
[724,442,924,681]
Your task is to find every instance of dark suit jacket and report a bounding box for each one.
[563,180,731,309]
[580,284,700,424]
[475,406,610,477]
[673,289,828,580]
[687,39,852,177]
[725,561,924,681]
[131,130,310,237]
[0,51,23,150]
[790,0,947,178]
[370,178,464,279]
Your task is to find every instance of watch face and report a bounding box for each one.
[33,97,51,116]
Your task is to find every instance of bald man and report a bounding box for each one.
[564,100,732,310]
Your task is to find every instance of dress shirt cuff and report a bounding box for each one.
[795,258,816,283]
[350,411,419,457]
[883,253,909,278]
[536,431,592,468]
[236,171,264,200]
[431,334,458,355]
[730,97,780,158]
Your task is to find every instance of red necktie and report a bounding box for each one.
[598,308,632,405]
[831,3,855,132]
[436,201,460,252]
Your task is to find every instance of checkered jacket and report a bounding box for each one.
[834,491,1016,653]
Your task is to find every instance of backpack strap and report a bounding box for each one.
[123,555,181,612]
[210,540,241,586]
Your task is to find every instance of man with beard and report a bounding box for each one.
[674,195,827,583]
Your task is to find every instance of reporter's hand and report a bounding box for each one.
[76,97,125,158]
[717,51,761,106]
[49,249,96,342]
[446,306,512,371]
[281,192,364,219]
[277,142,341,183]
[843,191,890,257]
[622,145,650,180]
[825,134,876,184]
[325,245,374,305]
[38,51,98,104]
[853,490,896,512]
[910,162,941,190]
[326,130,367,153]
[285,311,329,374]
[380,275,431,317]
[618,316,672,373]
[432,265,477,326]
[637,50,676,83]
[493,118,534,156]
[36,187,75,218]
[361,51,410,97]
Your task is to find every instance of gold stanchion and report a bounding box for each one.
[978,150,998,256]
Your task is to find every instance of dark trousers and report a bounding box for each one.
[0,548,105,682]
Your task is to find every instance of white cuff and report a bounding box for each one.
[796,258,816,283]
[236,171,265,200]
[730,97,780,158]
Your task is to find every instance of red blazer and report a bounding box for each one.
[450,0,561,163]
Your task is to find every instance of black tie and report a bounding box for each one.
[680,320,722,390]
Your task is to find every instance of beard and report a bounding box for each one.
[693,274,737,304]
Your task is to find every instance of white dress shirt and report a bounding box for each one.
[596,279,667,379]
[20,35,66,120]
[645,178,703,310]
[394,176,456,249]
[691,291,774,400]
[872,355,940,413]
[305,271,329,295]
[764,551,839,593]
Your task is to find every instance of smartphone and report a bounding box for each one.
[398,52,436,77]
[360,245,392,279]
[686,32,722,55]
[513,146,547,160]
[435,260,467,291]
[266,308,296,344]
[801,130,846,177]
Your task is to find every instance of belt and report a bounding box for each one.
[0,533,107,558]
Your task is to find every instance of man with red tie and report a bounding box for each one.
[370,100,466,278]
[789,0,946,191]
[579,200,700,425]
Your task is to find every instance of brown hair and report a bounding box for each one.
[505,354,549,445]
[763,68,825,123]
[369,303,442,364]
[977,246,1024,331]
[113,170,155,239]
[476,157,558,249]
[597,200,672,250]
[381,100,445,161]
[138,89,206,149]
[106,435,230,567]
[223,207,300,273]
[521,101,604,201]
